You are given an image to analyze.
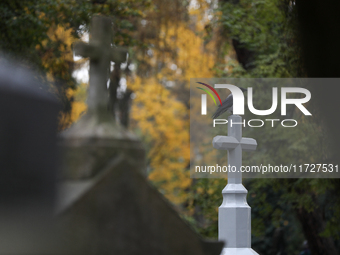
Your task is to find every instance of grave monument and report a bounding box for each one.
[58,15,224,255]
[213,115,259,255]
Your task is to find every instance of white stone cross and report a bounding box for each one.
[74,15,127,114]
[212,115,259,255]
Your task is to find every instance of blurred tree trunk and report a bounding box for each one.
[217,0,255,70]
[295,197,338,255]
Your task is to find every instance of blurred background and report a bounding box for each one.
[1,0,340,254]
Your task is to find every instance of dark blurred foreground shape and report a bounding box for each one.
[0,57,61,253]
[297,0,340,155]
[296,1,340,255]
[57,15,224,255]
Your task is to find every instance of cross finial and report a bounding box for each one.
[212,115,256,183]
[73,15,127,114]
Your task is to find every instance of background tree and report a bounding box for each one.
[187,1,340,255]
[0,0,151,129]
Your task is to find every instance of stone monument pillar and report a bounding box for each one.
[212,115,259,255]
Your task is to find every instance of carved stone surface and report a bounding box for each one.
[60,112,144,179]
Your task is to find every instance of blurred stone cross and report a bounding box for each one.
[74,15,127,114]
[62,14,134,180]
[212,115,259,255]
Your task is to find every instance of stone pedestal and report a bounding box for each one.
[60,111,145,179]
[219,184,258,255]
[221,248,259,255]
